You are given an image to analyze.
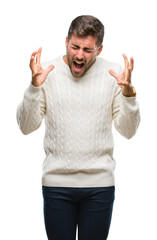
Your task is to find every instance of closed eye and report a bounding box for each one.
[71,44,94,53]
[72,46,79,50]
[71,44,79,50]
[84,48,93,53]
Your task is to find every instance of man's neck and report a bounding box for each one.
[63,55,68,65]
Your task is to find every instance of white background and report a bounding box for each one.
[0,0,157,239]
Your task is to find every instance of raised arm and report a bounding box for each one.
[16,48,55,135]
[109,54,140,139]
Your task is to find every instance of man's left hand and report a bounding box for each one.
[109,54,135,97]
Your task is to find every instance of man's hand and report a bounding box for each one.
[30,47,55,87]
[109,54,135,97]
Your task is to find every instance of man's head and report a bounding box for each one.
[64,15,104,78]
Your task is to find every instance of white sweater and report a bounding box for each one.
[17,56,140,187]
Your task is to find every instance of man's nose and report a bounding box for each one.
[76,49,84,60]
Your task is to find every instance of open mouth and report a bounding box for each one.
[73,61,85,70]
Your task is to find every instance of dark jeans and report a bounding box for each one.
[42,186,115,240]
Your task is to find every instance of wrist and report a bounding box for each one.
[31,79,42,87]
[122,86,136,97]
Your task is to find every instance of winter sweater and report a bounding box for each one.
[16,56,140,187]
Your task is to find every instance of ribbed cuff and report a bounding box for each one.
[24,83,43,101]
[120,92,139,110]
[28,83,42,93]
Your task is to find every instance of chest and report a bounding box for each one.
[45,71,115,117]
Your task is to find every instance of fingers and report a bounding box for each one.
[31,50,38,58]
[30,50,37,70]
[122,53,134,71]
[36,47,42,64]
[46,65,55,74]
[122,54,134,85]
[130,56,134,71]
[122,53,129,72]
[30,47,42,70]
[109,69,119,80]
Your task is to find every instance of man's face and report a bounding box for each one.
[65,34,103,78]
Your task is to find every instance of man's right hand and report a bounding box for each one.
[30,47,55,87]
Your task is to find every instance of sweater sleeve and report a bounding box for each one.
[112,79,140,139]
[16,83,46,135]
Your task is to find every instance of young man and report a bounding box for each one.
[17,15,140,240]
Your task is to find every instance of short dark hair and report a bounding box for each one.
[68,15,104,47]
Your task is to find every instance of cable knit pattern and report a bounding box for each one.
[16,56,140,187]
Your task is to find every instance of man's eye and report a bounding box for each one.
[84,49,92,53]
[72,47,78,50]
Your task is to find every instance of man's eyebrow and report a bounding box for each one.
[84,47,94,50]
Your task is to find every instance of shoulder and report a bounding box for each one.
[40,56,62,88]
[96,57,122,74]
[41,56,61,69]
[95,57,122,94]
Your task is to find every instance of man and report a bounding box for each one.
[17,15,140,240]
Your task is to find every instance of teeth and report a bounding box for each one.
[74,61,84,64]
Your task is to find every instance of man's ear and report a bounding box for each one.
[97,44,103,56]
[65,36,69,47]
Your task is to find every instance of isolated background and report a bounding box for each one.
[0,0,157,239]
